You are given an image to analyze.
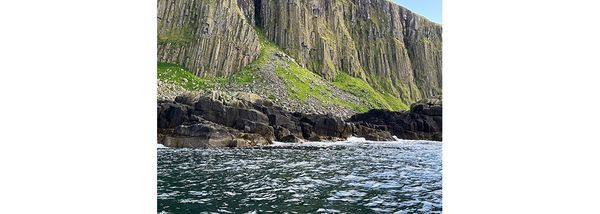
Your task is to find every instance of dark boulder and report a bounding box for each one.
[194,97,269,128]
[364,130,395,141]
[299,114,351,140]
[349,98,442,141]
[160,123,237,148]
[194,97,227,124]
[280,135,304,143]
[351,123,395,141]
[174,93,202,106]
[157,103,191,129]
[234,119,275,141]
[159,119,271,148]
[273,126,291,140]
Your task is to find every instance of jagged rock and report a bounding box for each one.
[365,131,395,141]
[273,126,291,141]
[411,96,443,116]
[194,97,227,124]
[158,93,442,148]
[299,114,352,140]
[174,92,203,106]
[349,98,442,141]
[157,102,191,129]
[234,119,275,142]
[158,118,271,148]
[174,123,235,146]
[351,123,395,141]
[280,135,304,143]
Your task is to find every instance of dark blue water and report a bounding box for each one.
[158,139,442,213]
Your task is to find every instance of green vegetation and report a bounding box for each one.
[158,27,410,113]
[252,28,278,66]
[157,63,216,90]
[157,62,258,90]
[420,37,432,45]
[275,63,331,102]
[333,72,409,111]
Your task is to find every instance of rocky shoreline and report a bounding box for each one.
[158,92,441,148]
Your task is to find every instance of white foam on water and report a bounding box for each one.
[271,136,440,147]
[157,144,169,149]
[345,136,368,142]
[394,136,442,144]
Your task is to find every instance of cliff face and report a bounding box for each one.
[158,0,441,107]
[157,0,261,77]
[250,0,442,102]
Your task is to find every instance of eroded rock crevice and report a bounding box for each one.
[253,0,262,27]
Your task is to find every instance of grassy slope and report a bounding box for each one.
[255,30,409,112]
[157,62,215,90]
[333,73,408,111]
[157,29,410,112]
[157,62,256,91]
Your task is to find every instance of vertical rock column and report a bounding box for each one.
[158,0,261,77]
[253,0,442,103]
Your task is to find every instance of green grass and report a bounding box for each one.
[252,27,409,112]
[275,63,333,102]
[157,27,410,113]
[158,62,261,90]
[333,72,409,111]
[252,28,279,66]
[157,63,216,90]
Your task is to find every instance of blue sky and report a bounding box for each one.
[393,0,442,23]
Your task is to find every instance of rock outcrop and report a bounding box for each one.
[157,91,399,148]
[158,91,442,148]
[348,97,442,141]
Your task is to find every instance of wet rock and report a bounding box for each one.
[364,130,395,141]
[273,126,291,140]
[351,123,395,141]
[349,98,442,141]
[299,114,352,139]
[173,123,236,147]
[158,94,441,148]
[280,135,304,143]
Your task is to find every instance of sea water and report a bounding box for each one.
[157,138,442,213]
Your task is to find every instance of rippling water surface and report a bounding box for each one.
[158,140,442,213]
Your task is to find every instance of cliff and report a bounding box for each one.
[248,0,442,101]
[157,0,442,114]
[157,0,261,77]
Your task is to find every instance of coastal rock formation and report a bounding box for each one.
[157,91,442,148]
[349,97,442,141]
[156,0,444,147]
[159,120,270,148]
[157,0,261,77]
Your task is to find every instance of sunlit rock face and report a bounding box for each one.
[251,0,442,101]
[157,0,261,77]
[158,0,442,105]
